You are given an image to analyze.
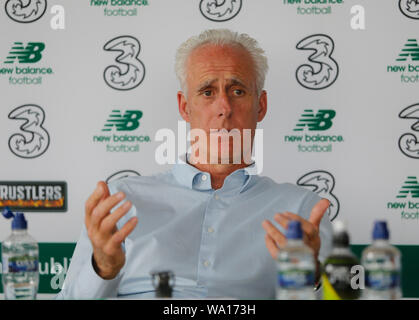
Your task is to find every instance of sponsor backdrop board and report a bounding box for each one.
[0,0,418,296]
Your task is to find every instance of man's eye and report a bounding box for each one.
[233,89,244,96]
[203,90,212,97]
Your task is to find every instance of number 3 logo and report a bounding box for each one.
[5,0,48,23]
[103,35,146,91]
[8,104,50,159]
[296,34,339,90]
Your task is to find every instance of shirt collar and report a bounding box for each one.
[171,154,257,194]
[171,154,203,190]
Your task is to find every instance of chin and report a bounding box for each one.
[208,146,242,164]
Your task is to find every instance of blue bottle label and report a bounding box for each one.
[4,255,38,273]
[278,270,315,289]
[365,270,400,290]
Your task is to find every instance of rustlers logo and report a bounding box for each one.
[284,109,344,153]
[398,103,419,159]
[387,176,419,220]
[5,0,47,23]
[399,0,419,19]
[8,104,50,159]
[296,170,340,221]
[296,34,339,90]
[199,0,242,22]
[0,181,67,212]
[103,36,145,91]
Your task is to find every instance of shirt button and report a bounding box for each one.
[214,194,219,200]
[201,175,207,181]
[203,260,210,267]
[207,227,214,233]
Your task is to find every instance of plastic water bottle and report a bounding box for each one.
[361,221,402,300]
[276,220,316,300]
[1,207,39,300]
[322,220,361,300]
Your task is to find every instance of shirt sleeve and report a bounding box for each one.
[55,224,124,299]
[55,181,131,300]
[298,192,333,264]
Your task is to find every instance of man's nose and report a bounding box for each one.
[216,92,232,118]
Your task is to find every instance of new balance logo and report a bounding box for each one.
[396,176,419,198]
[102,110,143,132]
[293,109,336,131]
[396,39,419,62]
[4,42,45,64]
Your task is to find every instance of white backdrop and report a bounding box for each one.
[0,1,418,293]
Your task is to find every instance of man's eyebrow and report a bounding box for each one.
[196,79,217,92]
[196,78,249,92]
[228,78,248,89]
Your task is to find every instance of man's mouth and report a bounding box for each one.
[210,128,241,132]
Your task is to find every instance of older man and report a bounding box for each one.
[57,29,332,299]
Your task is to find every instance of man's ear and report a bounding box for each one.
[178,91,190,122]
[257,90,267,122]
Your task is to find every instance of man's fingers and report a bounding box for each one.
[98,181,110,202]
[85,182,108,228]
[108,217,138,250]
[265,234,279,260]
[282,211,311,228]
[100,200,132,234]
[262,220,286,248]
[274,213,290,230]
[281,212,318,241]
[90,191,126,231]
[309,198,330,228]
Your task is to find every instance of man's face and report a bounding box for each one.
[178,44,267,164]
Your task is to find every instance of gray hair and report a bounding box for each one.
[175,29,268,97]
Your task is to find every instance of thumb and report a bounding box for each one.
[309,198,330,228]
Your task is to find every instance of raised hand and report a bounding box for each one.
[84,181,138,279]
[262,198,330,261]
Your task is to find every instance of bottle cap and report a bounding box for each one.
[150,270,175,298]
[2,207,27,230]
[372,221,389,240]
[2,207,14,219]
[12,212,27,230]
[333,220,346,233]
[286,220,303,240]
[332,220,350,247]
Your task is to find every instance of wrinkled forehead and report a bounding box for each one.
[185,43,257,88]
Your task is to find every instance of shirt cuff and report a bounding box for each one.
[74,255,124,299]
